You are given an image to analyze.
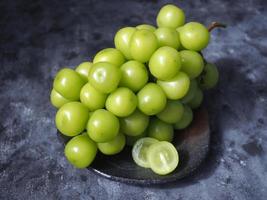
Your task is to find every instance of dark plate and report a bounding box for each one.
[58,107,210,185]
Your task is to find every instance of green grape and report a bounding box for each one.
[174,105,193,130]
[87,109,120,143]
[88,62,121,94]
[75,62,92,82]
[55,102,89,136]
[130,29,158,63]
[136,24,156,32]
[132,137,158,168]
[120,109,149,136]
[147,141,179,175]
[157,72,190,100]
[105,87,137,117]
[53,68,86,101]
[97,132,126,155]
[187,88,203,109]
[180,50,204,79]
[156,4,185,28]
[179,22,210,51]
[50,89,71,108]
[80,82,107,111]
[149,46,181,80]
[198,63,219,90]
[148,118,174,142]
[119,60,148,92]
[180,79,198,104]
[176,26,186,50]
[126,131,147,146]
[156,100,184,124]
[93,48,125,67]
[114,27,136,60]
[154,27,180,49]
[64,134,97,168]
[137,83,167,115]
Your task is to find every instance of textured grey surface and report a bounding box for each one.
[0,0,267,199]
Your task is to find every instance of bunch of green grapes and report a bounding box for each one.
[50,4,220,175]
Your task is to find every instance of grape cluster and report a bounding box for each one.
[50,4,219,175]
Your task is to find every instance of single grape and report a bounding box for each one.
[120,109,149,136]
[147,141,179,175]
[148,118,174,142]
[132,137,158,168]
[87,109,120,143]
[149,46,181,80]
[130,29,158,63]
[187,88,203,109]
[105,87,137,117]
[198,63,219,90]
[50,89,71,108]
[126,131,147,146]
[75,62,93,82]
[53,68,86,101]
[180,50,204,79]
[55,102,89,136]
[114,27,136,60]
[179,22,210,51]
[88,62,121,94]
[174,105,193,130]
[154,27,180,49]
[156,100,184,124]
[136,24,156,32]
[180,79,198,104]
[97,132,126,155]
[64,134,97,168]
[157,72,190,100]
[93,48,125,67]
[156,4,185,28]
[137,83,167,115]
[119,60,148,92]
[80,82,107,111]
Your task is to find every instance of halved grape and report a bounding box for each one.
[147,141,179,175]
[132,137,158,168]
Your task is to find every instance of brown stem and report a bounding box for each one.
[208,22,227,32]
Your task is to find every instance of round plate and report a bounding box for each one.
[57,107,210,185]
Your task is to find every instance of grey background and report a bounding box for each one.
[0,0,267,199]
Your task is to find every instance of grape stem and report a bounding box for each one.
[208,22,227,32]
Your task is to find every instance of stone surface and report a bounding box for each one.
[0,0,267,199]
